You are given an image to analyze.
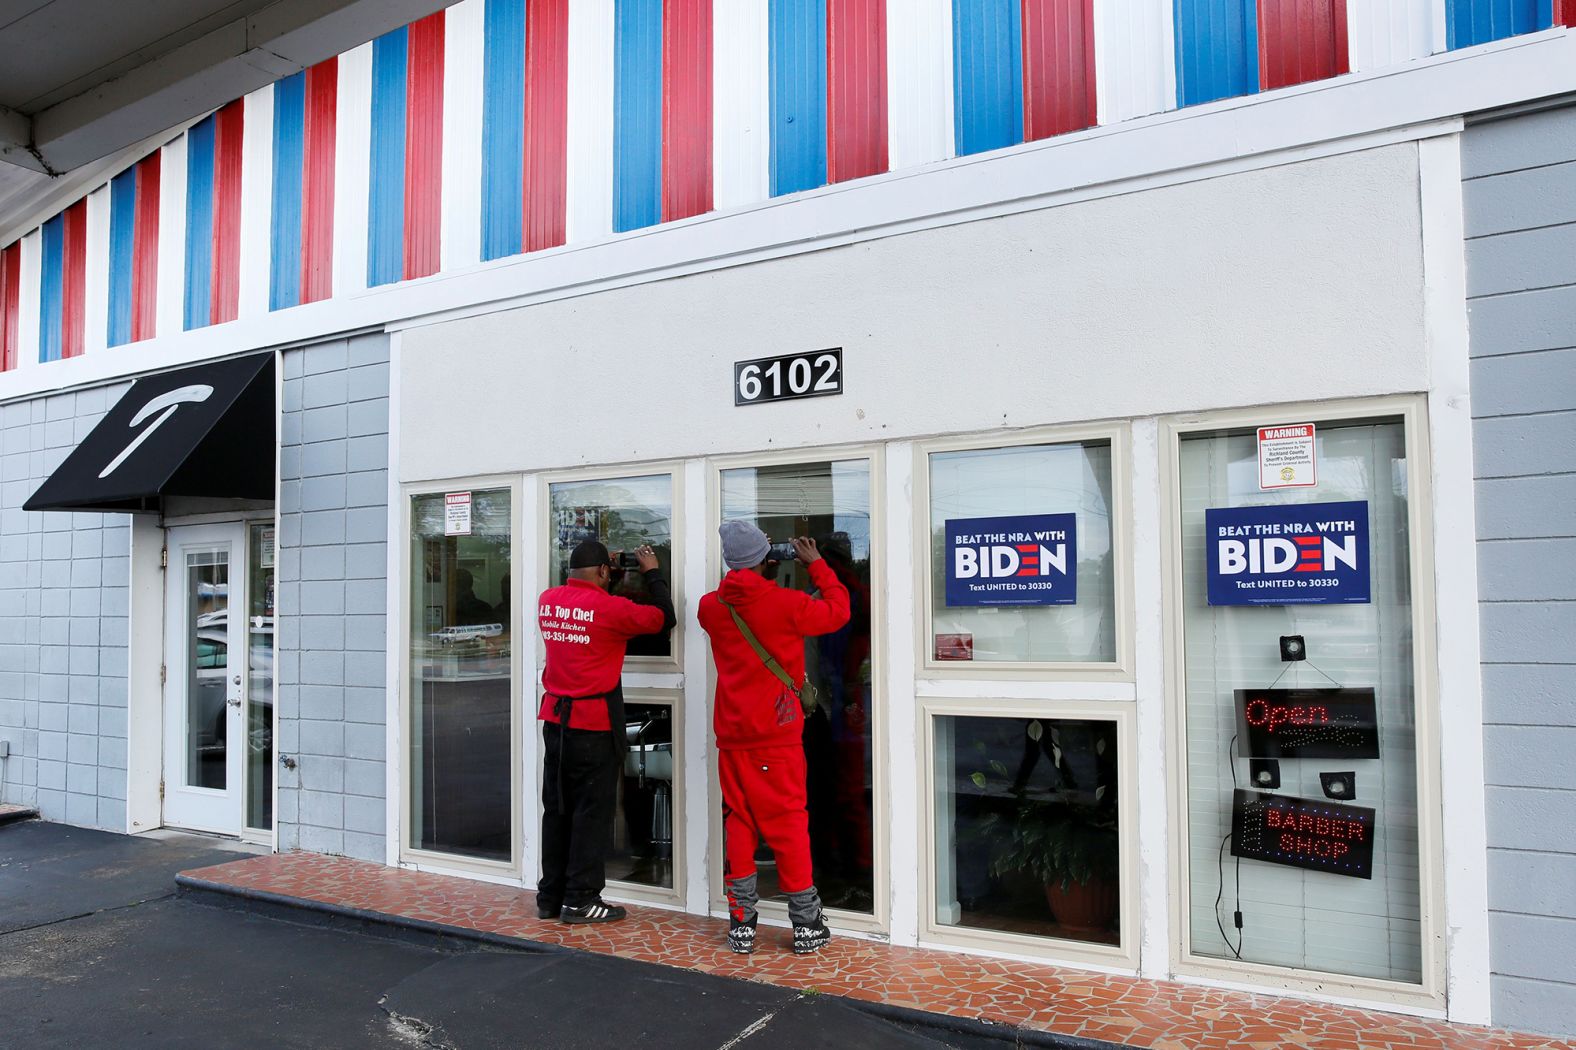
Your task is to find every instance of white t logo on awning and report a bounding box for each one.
[98,384,215,479]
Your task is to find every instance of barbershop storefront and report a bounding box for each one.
[2,137,1486,1023]
[374,139,1474,1018]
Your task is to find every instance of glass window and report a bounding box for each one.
[186,550,229,790]
[610,700,676,889]
[549,474,674,659]
[933,715,1121,947]
[720,458,875,914]
[1179,420,1422,983]
[928,440,1116,664]
[409,488,513,862]
[246,522,275,831]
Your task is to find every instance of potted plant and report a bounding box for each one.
[969,722,1120,935]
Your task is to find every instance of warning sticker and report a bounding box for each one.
[1257,424,1317,490]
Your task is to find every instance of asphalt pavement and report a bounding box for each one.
[0,820,1019,1050]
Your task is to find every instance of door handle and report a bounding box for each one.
[227,697,242,709]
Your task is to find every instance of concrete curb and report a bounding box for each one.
[176,873,1129,1050]
[0,806,39,827]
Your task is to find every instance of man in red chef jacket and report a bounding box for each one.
[537,540,674,924]
[698,521,849,955]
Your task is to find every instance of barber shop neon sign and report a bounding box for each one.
[1231,790,1375,879]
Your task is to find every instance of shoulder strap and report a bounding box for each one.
[717,597,801,699]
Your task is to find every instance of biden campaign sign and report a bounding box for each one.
[944,514,1077,607]
[1206,501,1370,606]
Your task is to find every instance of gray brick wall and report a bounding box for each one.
[275,333,390,862]
[0,382,132,830]
[1463,104,1576,1038]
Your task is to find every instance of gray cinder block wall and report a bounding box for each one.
[0,383,132,830]
[274,333,390,862]
[1463,103,1576,1038]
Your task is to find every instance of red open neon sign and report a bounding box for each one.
[1234,688,1380,759]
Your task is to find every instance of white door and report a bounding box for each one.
[162,522,247,834]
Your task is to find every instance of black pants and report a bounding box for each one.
[539,726,620,908]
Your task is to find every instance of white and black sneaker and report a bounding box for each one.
[727,917,757,955]
[791,915,831,955]
[560,899,627,924]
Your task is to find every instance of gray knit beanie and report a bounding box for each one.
[719,520,770,570]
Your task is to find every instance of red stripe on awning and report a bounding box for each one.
[61,199,88,359]
[1022,0,1097,140]
[827,0,888,184]
[524,0,569,252]
[210,100,245,325]
[662,0,714,223]
[404,13,445,281]
[131,153,161,343]
[302,58,339,304]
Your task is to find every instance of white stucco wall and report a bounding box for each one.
[397,143,1428,482]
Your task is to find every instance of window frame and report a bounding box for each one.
[536,462,687,675]
[397,473,525,879]
[918,696,1140,971]
[914,423,1134,681]
[1159,395,1448,1011]
[544,685,687,907]
[704,442,891,936]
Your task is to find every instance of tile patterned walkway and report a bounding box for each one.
[179,852,1573,1050]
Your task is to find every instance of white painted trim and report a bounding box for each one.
[17,230,39,374]
[1417,132,1492,1026]
[335,42,374,299]
[712,0,769,211]
[383,329,404,868]
[567,0,614,244]
[155,135,188,341]
[238,85,274,321]
[518,464,543,890]
[886,0,954,171]
[126,514,166,833]
[679,457,711,915]
[441,0,485,273]
[884,440,920,947]
[1129,416,1171,979]
[914,679,1137,701]
[83,185,109,355]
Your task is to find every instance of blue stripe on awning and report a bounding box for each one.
[38,214,64,362]
[107,168,137,347]
[769,0,828,197]
[482,0,526,261]
[952,0,1024,156]
[368,27,409,287]
[614,0,664,232]
[271,72,306,311]
[183,114,217,331]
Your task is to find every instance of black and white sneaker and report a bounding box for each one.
[536,899,561,920]
[560,899,627,924]
[727,917,757,955]
[791,915,831,955]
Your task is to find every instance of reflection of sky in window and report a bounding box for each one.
[930,443,1112,560]
[549,475,673,547]
[721,460,872,559]
[411,488,512,533]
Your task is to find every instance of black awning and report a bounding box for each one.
[24,353,275,513]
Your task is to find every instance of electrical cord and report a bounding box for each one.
[1215,732,1244,959]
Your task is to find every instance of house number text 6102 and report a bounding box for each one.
[734,348,843,406]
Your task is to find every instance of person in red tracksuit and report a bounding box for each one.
[537,540,674,924]
[699,521,850,955]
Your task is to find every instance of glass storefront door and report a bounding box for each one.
[719,457,876,916]
[408,487,515,864]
